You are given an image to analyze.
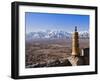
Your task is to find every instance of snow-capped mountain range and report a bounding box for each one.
[26,30,89,40]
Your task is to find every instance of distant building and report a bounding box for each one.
[81,48,89,56]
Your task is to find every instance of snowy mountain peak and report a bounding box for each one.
[26,30,89,40]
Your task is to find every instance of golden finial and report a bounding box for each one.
[75,26,77,32]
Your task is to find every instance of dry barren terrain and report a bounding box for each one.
[25,38,89,68]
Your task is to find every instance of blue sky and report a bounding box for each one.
[25,12,89,33]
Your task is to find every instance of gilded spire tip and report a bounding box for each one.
[75,26,77,32]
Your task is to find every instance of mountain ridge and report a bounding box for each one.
[26,30,89,40]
